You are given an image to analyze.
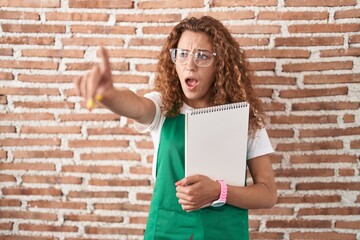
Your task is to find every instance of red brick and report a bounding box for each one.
[129,166,152,175]
[285,0,356,7]
[129,38,166,47]
[320,48,360,57]
[275,37,343,46]
[0,138,60,147]
[0,36,55,45]
[289,23,360,33]
[298,207,359,216]
[339,168,355,176]
[349,34,360,44]
[85,226,144,235]
[68,139,129,148]
[0,11,40,20]
[267,129,294,138]
[0,236,57,240]
[0,72,14,80]
[59,113,120,122]
[270,115,337,124]
[210,0,277,7]
[228,25,280,34]
[62,165,123,174]
[71,25,135,35]
[290,154,357,164]
[94,202,149,212]
[296,182,360,191]
[21,49,85,58]
[282,61,353,72]
[14,101,75,109]
[188,11,255,20]
[304,74,360,84]
[64,214,123,223]
[0,0,60,7]
[0,199,21,207]
[250,232,284,239]
[0,174,16,182]
[18,74,74,83]
[0,113,55,121]
[46,12,109,21]
[113,75,149,84]
[249,62,276,71]
[0,87,59,95]
[87,127,139,136]
[0,150,7,159]
[299,127,360,138]
[22,175,82,184]
[0,60,58,70]
[276,140,343,151]
[290,232,356,240]
[343,114,355,123]
[2,187,61,196]
[116,13,181,22]
[236,37,270,46]
[28,200,86,209]
[0,222,13,230]
[62,37,125,46]
[279,87,348,98]
[107,49,160,59]
[0,162,55,171]
[267,219,331,228]
[0,48,13,56]
[258,11,328,20]
[274,168,334,178]
[336,220,360,230]
[89,178,149,187]
[245,49,310,58]
[69,0,133,8]
[20,126,80,134]
[292,101,360,111]
[277,195,341,204]
[65,62,128,71]
[68,191,128,198]
[335,9,360,19]
[350,140,360,149]
[137,193,152,201]
[2,24,66,33]
[136,140,153,149]
[262,102,287,112]
[0,95,7,104]
[250,207,294,216]
[139,0,203,9]
[13,150,73,159]
[80,152,141,161]
[130,216,147,224]
[19,223,78,232]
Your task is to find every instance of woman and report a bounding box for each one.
[74,16,277,239]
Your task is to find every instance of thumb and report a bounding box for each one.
[175,175,200,187]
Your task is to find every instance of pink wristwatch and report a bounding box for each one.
[211,180,227,207]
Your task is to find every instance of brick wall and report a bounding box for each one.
[0,0,359,239]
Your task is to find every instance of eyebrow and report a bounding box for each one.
[179,48,212,52]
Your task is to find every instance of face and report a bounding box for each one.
[175,30,216,108]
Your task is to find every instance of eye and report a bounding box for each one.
[196,51,210,60]
[178,50,189,58]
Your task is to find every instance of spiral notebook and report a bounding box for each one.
[185,102,249,186]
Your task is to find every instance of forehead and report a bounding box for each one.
[177,30,213,50]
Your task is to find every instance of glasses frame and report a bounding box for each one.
[170,48,217,67]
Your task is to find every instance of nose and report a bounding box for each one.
[185,54,196,71]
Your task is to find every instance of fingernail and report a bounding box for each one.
[95,95,103,101]
[87,99,94,110]
[175,181,182,186]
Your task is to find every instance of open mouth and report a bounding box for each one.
[185,78,199,88]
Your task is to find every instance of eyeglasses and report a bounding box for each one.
[170,48,216,67]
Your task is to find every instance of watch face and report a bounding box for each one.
[211,200,225,207]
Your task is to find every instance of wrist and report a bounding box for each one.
[211,180,227,207]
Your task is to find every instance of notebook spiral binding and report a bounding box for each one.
[190,102,248,115]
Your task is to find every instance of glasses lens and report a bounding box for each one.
[170,48,215,67]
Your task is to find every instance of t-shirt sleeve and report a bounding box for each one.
[247,128,274,160]
[134,91,162,133]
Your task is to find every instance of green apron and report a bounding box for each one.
[144,114,249,240]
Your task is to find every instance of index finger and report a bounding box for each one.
[98,46,111,79]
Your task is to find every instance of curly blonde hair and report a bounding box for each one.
[154,16,266,134]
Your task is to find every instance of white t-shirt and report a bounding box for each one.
[135,91,274,179]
